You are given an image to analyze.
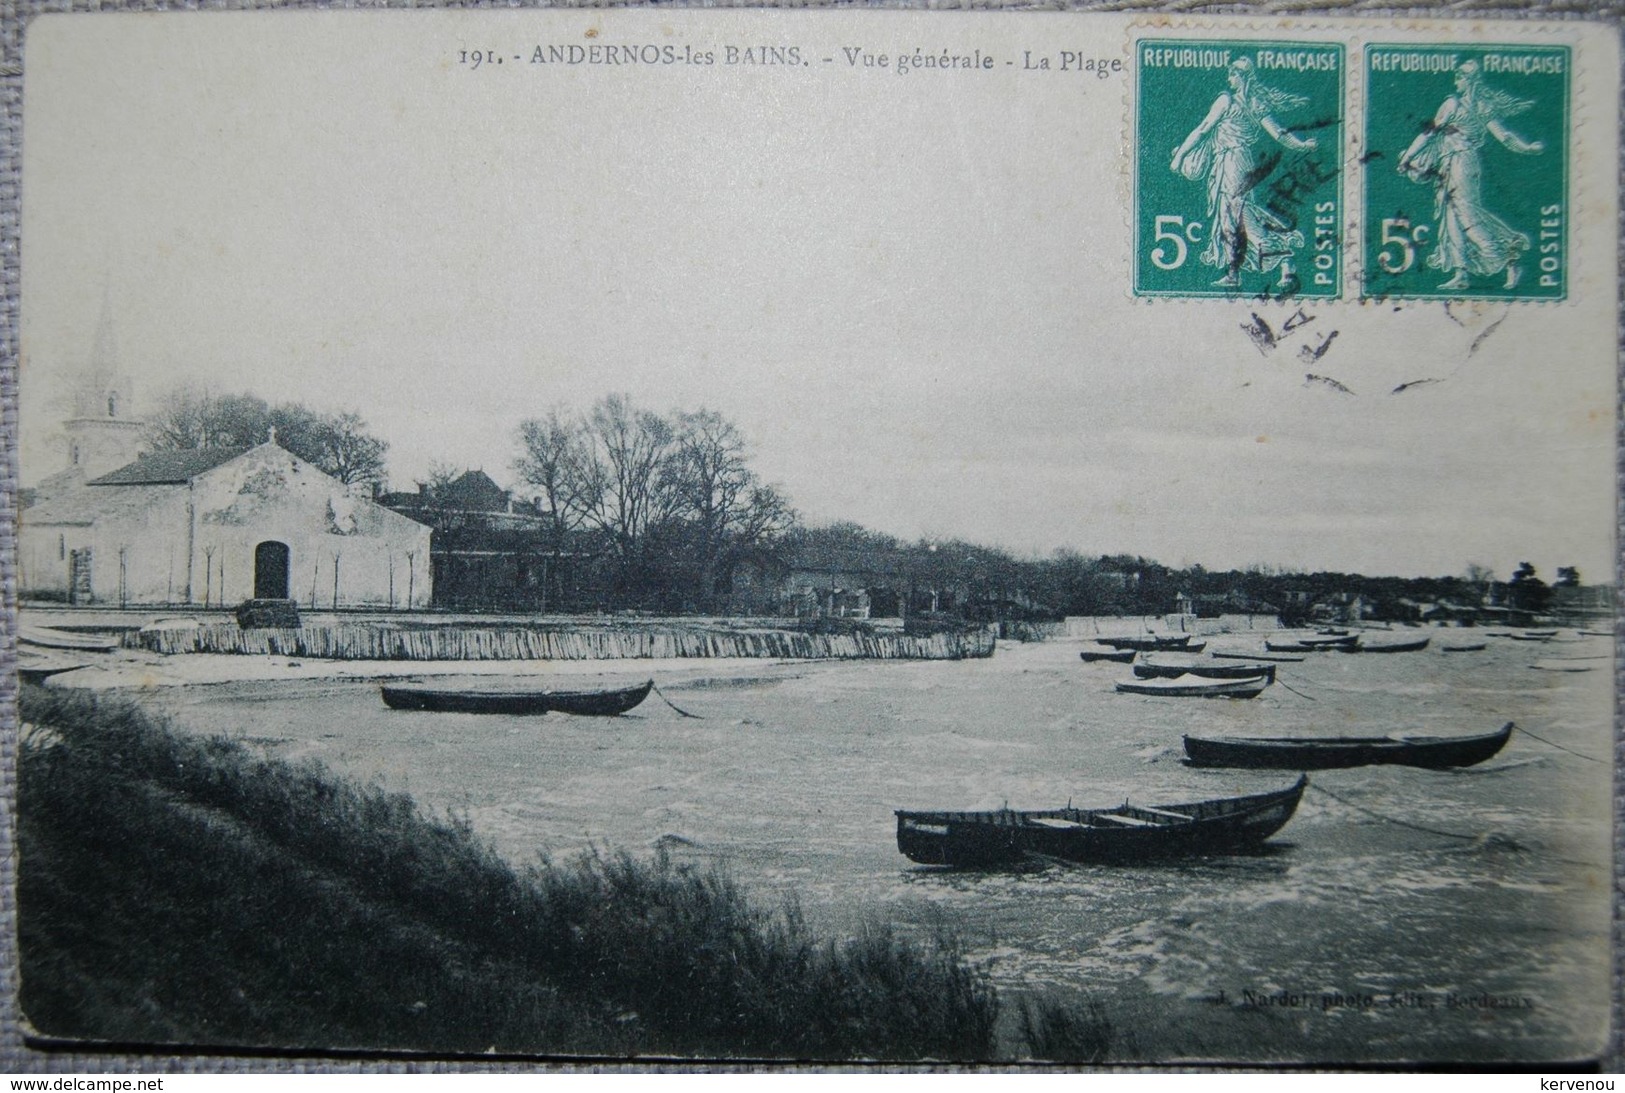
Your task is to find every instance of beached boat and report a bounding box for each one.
[539,680,656,716]
[1508,633,1555,643]
[1132,659,1278,684]
[1078,647,1137,663]
[381,679,654,716]
[17,652,90,683]
[1114,675,1268,699]
[1440,642,1487,652]
[1097,634,1195,652]
[1347,636,1430,654]
[18,625,119,652]
[1530,661,1596,673]
[1265,636,1358,652]
[1213,650,1306,664]
[1182,722,1513,771]
[894,776,1307,867]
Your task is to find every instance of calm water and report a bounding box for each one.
[137,632,1614,1064]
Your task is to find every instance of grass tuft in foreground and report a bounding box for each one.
[17,685,1000,1060]
[1017,996,1114,1064]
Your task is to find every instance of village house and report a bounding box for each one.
[1550,582,1613,622]
[376,470,597,611]
[773,542,974,620]
[1174,589,1279,618]
[20,437,432,609]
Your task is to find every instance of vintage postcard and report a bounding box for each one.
[6,8,1618,1068]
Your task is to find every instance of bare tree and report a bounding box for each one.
[420,461,463,500]
[514,407,595,608]
[515,407,588,535]
[512,397,797,610]
[145,386,259,449]
[145,385,389,489]
[578,394,678,572]
[666,409,796,608]
[316,412,390,492]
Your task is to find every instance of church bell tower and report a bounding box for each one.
[61,291,146,480]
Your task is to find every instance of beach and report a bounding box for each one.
[41,627,1615,1063]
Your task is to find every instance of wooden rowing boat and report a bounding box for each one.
[1440,642,1487,652]
[1213,650,1306,663]
[381,679,655,716]
[1132,659,1278,684]
[1078,647,1137,663]
[1265,635,1358,652]
[1348,637,1430,653]
[18,625,119,652]
[1182,722,1514,771]
[17,652,91,683]
[1097,634,1195,652]
[895,776,1307,866]
[1114,675,1269,699]
[539,680,655,716]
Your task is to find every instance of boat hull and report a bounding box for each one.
[1097,635,1195,652]
[1213,651,1306,663]
[1266,636,1358,652]
[1347,638,1430,653]
[1115,675,1268,699]
[1182,722,1514,771]
[19,625,119,652]
[896,778,1307,867]
[381,680,654,716]
[1133,661,1278,683]
[1078,648,1137,663]
[543,681,656,716]
[17,653,90,684]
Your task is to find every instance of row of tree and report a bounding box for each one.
[140,384,1597,620]
[145,388,389,491]
[508,396,795,611]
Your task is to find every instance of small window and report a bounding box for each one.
[107,393,118,418]
[70,442,80,465]
[58,534,65,560]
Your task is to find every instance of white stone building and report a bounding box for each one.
[20,440,433,609]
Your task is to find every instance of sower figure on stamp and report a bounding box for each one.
[1398,60,1544,291]
[1170,57,1318,288]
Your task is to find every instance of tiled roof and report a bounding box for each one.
[87,448,250,485]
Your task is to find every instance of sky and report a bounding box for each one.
[16,10,1619,581]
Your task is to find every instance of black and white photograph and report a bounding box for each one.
[3,7,1619,1070]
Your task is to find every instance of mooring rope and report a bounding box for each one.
[1312,783,1607,871]
[1511,724,1605,764]
[650,682,703,719]
[1277,680,1318,702]
[1309,783,1479,841]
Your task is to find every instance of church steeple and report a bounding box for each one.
[71,287,131,420]
[61,288,145,479]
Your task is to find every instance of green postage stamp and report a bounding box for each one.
[1363,45,1570,301]
[1134,39,1345,299]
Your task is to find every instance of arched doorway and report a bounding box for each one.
[254,541,291,600]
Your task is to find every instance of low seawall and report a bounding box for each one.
[131,622,998,662]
